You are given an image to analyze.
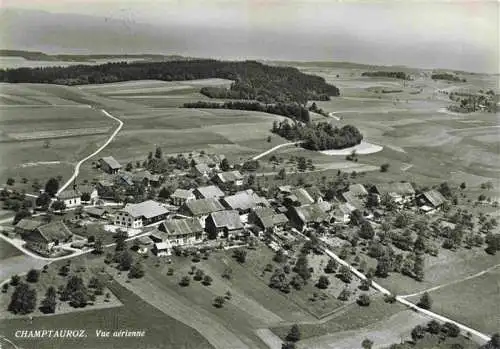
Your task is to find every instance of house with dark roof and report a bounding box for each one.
[205,210,244,239]
[284,188,315,207]
[342,184,368,210]
[97,179,115,199]
[332,203,356,224]
[193,185,225,200]
[159,218,205,246]
[221,189,269,213]
[83,206,109,219]
[114,171,134,187]
[24,221,73,255]
[99,156,122,174]
[374,182,415,204]
[132,170,161,187]
[287,204,330,230]
[418,189,446,209]
[14,218,44,235]
[212,170,244,188]
[114,200,168,229]
[248,207,289,231]
[170,189,196,206]
[180,198,225,217]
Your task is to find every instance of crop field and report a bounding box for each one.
[0,239,21,260]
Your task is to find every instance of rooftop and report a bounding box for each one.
[57,189,80,200]
[195,185,225,199]
[422,189,446,207]
[184,198,225,216]
[215,170,243,183]
[209,210,244,230]
[101,156,121,169]
[375,182,415,196]
[222,189,269,211]
[292,203,329,224]
[161,218,203,236]
[122,200,168,219]
[287,188,315,206]
[36,221,72,242]
[15,218,44,231]
[171,189,195,200]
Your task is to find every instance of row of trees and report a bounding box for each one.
[184,100,311,123]
[361,71,409,80]
[0,60,339,104]
[272,119,364,150]
[431,73,466,82]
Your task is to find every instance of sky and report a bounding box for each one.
[0,0,498,72]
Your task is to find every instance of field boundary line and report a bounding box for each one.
[399,263,500,298]
[57,108,123,195]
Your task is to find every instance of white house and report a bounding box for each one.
[57,189,81,208]
[114,200,168,229]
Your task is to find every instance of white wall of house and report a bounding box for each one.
[63,197,81,208]
[115,211,143,229]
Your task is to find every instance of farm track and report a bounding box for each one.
[57,108,123,195]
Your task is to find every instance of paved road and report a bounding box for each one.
[57,108,123,195]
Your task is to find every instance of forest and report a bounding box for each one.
[0,60,340,104]
[184,100,311,123]
[272,119,363,150]
[361,71,408,80]
[431,73,466,82]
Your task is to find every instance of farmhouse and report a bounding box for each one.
[248,207,289,231]
[342,184,368,210]
[115,171,134,187]
[212,170,244,188]
[180,198,225,218]
[14,218,44,235]
[191,152,225,168]
[114,200,168,229]
[99,156,122,174]
[332,203,356,224]
[193,185,225,199]
[24,221,73,255]
[159,218,204,246]
[287,203,330,229]
[97,179,115,198]
[221,189,269,213]
[205,210,244,239]
[193,163,213,178]
[57,189,81,208]
[284,188,315,207]
[374,182,415,203]
[132,170,161,187]
[418,189,446,210]
[170,189,196,206]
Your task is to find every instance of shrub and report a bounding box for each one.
[357,294,371,306]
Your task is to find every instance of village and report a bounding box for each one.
[1,148,460,262]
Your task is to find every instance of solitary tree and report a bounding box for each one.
[26,269,40,283]
[93,238,103,255]
[316,275,330,289]
[213,296,225,308]
[52,200,66,212]
[41,286,57,314]
[286,324,301,342]
[418,292,432,310]
[362,338,374,349]
[411,325,425,342]
[357,294,371,306]
[128,261,145,279]
[44,178,60,197]
[324,259,338,274]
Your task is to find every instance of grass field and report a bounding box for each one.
[0,280,213,349]
[0,239,22,260]
[408,266,500,335]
